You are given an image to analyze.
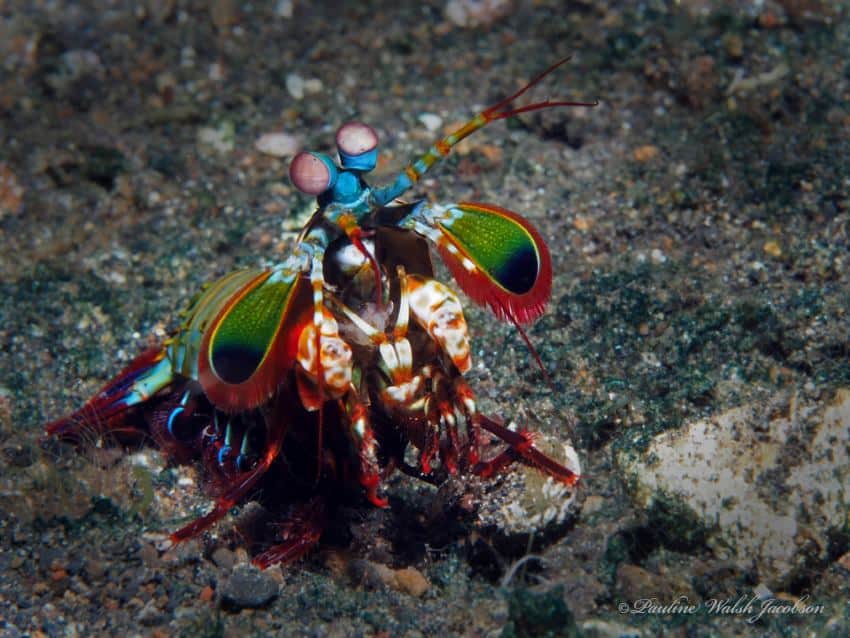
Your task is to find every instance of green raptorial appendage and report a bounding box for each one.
[209,273,297,384]
[440,205,541,294]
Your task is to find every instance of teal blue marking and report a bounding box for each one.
[121,356,173,407]
[339,147,377,171]
[373,172,412,205]
[332,171,362,203]
[312,152,339,190]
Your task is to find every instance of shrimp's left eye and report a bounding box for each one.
[336,121,378,172]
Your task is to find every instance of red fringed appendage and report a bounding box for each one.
[474,415,580,487]
[44,346,169,443]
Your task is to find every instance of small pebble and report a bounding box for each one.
[303,78,323,95]
[286,73,304,100]
[180,46,196,69]
[724,33,743,59]
[84,559,108,581]
[445,0,513,28]
[573,216,593,231]
[137,600,163,626]
[220,565,279,609]
[763,240,782,257]
[632,144,659,162]
[753,582,774,600]
[210,0,240,28]
[60,50,103,80]
[139,542,159,566]
[418,112,443,132]
[208,62,225,82]
[211,546,236,570]
[161,537,200,565]
[50,568,68,582]
[199,585,215,602]
[348,560,429,596]
[650,248,667,264]
[197,122,235,154]
[275,0,294,18]
[348,559,392,589]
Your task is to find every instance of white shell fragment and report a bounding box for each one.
[444,0,514,28]
[418,112,443,133]
[255,132,300,158]
[476,432,581,536]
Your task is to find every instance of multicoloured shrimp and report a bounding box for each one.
[44,58,591,567]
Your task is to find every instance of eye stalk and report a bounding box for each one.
[336,121,378,172]
[289,151,338,195]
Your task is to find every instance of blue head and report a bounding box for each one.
[289,121,379,206]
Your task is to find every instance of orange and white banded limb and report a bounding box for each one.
[295,308,353,410]
[405,273,471,374]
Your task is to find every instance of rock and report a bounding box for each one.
[617,388,850,587]
[161,538,201,565]
[136,600,164,626]
[392,566,430,597]
[347,560,430,597]
[348,559,393,590]
[220,565,279,609]
[211,546,236,570]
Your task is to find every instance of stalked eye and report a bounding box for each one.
[336,122,378,156]
[289,151,338,195]
[336,122,379,172]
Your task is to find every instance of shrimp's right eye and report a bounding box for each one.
[336,121,379,172]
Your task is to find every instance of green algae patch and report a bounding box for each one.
[645,491,712,552]
[550,257,849,456]
[502,585,578,638]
